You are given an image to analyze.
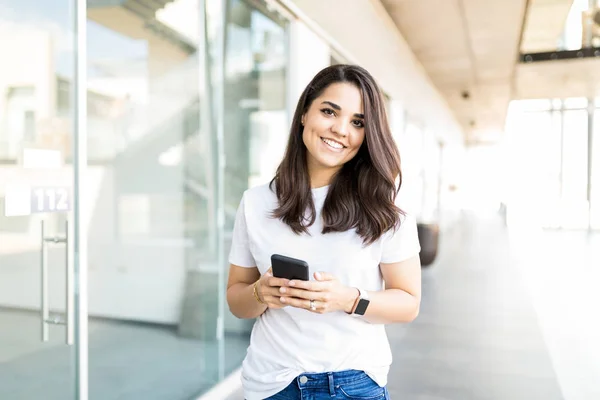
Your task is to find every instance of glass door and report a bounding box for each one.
[561,109,590,228]
[591,108,600,229]
[85,1,223,399]
[0,0,82,398]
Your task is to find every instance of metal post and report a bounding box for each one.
[41,220,49,342]
[73,0,88,397]
[559,102,565,208]
[588,98,594,230]
[202,0,227,381]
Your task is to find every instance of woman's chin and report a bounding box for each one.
[315,158,344,170]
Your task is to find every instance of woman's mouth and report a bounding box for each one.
[321,137,345,150]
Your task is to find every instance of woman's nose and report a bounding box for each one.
[331,119,349,136]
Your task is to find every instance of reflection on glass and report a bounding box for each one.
[591,110,600,229]
[222,0,289,371]
[0,0,75,398]
[84,0,228,399]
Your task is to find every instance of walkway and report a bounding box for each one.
[225,212,600,399]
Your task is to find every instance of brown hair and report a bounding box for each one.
[270,64,403,245]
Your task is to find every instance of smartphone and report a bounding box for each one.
[271,254,309,281]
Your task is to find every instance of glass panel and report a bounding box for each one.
[563,97,588,109]
[591,110,600,229]
[0,0,77,398]
[397,120,425,218]
[505,110,562,228]
[85,1,222,398]
[561,110,589,228]
[508,99,552,113]
[222,0,289,373]
[420,127,441,221]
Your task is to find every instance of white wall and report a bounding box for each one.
[287,20,331,115]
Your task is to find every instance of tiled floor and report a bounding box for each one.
[227,212,600,399]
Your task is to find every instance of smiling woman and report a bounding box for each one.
[226,64,422,400]
[272,65,402,246]
[301,84,366,183]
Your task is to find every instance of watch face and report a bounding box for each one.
[354,298,370,315]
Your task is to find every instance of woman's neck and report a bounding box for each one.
[308,164,340,189]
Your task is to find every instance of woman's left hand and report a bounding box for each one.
[278,272,358,314]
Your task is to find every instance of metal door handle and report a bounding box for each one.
[40,220,73,345]
[65,220,73,345]
[41,220,48,342]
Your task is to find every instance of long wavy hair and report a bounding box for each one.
[270,64,403,245]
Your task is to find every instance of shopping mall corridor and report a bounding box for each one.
[226,211,600,400]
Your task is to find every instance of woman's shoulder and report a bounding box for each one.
[240,182,277,209]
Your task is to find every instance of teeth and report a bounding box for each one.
[322,138,343,149]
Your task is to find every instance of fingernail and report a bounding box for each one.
[288,281,295,286]
[315,272,321,280]
[279,287,286,293]
[280,297,286,303]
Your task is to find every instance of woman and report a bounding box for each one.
[226,64,422,400]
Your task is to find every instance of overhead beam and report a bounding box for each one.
[520,45,600,62]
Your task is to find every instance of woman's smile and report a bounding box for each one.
[320,137,346,152]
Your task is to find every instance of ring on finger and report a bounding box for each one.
[309,299,316,311]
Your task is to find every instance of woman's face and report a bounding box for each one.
[301,82,366,178]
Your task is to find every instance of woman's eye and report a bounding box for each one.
[352,120,364,128]
[321,108,334,116]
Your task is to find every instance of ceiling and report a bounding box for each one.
[521,0,574,53]
[379,0,586,145]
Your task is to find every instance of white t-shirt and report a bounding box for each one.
[228,183,421,400]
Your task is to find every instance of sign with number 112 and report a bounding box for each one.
[31,187,71,213]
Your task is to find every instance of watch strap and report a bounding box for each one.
[347,288,369,315]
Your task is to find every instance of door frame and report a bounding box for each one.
[73,0,88,398]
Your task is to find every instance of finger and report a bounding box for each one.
[288,279,329,292]
[314,271,335,281]
[265,276,290,288]
[280,296,314,311]
[259,284,287,298]
[267,286,290,298]
[263,296,286,309]
[279,287,318,300]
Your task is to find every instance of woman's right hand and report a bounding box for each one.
[255,269,290,309]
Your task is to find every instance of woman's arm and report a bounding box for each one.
[226,264,292,319]
[226,264,266,319]
[279,254,421,324]
[357,254,421,324]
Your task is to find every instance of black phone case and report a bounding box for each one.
[271,254,309,281]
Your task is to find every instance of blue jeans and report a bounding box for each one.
[265,369,390,399]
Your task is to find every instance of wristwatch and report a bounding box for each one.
[352,288,370,315]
